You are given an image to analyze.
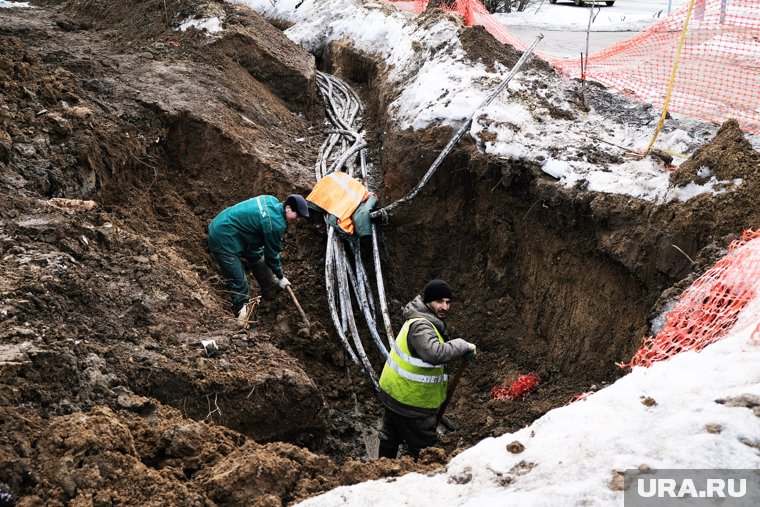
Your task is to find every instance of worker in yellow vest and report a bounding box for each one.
[378,279,476,459]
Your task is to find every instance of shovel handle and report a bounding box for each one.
[286,285,310,329]
[437,360,468,425]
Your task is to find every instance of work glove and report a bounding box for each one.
[464,341,477,362]
[278,276,290,289]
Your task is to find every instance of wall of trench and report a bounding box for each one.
[322,41,700,390]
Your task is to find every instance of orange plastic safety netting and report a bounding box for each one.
[385,0,760,133]
[387,0,531,51]
[621,230,760,369]
[553,0,760,134]
[491,372,540,400]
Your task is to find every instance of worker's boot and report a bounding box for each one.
[378,441,399,459]
[249,257,278,300]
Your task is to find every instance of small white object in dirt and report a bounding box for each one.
[201,339,219,356]
[48,198,96,211]
[2,2,33,8]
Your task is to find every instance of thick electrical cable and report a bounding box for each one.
[316,71,394,389]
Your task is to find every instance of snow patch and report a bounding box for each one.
[0,1,33,8]
[178,16,223,34]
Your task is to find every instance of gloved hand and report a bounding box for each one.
[464,341,477,362]
[278,276,290,289]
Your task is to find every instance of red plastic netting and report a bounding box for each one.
[621,229,760,368]
[567,391,593,405]
[491,372,540,400]
[385,0,760,133]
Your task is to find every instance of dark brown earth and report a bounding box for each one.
[2,0,760,505]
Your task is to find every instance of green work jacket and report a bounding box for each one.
[208,195,286,278]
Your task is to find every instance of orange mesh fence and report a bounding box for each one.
[621,230,760,369]
[553,0,760,134]
[385,0,760,133]
[388,0,425,14]
[567,391,593,405]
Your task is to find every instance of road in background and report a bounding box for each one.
[508,26,632,57]
[496,0,687,57]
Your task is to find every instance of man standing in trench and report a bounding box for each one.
[207,194,310,326]
[378,279,477,459]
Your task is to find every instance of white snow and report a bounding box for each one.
[496,0,691,32]
[178,16,224,34]
[235,0,759,205]
[224,1,760,504]
[0,2,32,8]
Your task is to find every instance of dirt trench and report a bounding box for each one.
[319,27,760,445]
[2,0,760,505]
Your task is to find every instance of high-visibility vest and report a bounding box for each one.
[306,172,369,235]
[379,318,448,409]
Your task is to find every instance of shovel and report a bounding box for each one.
[285,284,311,332]
[437,360,469,427]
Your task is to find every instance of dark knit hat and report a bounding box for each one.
[285,194,310,218]
[422,279,453,303]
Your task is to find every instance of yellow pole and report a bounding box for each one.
[642,0,697,157]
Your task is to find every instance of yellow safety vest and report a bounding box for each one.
[379,318,448,409]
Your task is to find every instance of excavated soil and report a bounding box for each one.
[2,0,760,505]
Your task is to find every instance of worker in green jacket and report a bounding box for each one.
[378,279,476,459]
[208,195,310,325]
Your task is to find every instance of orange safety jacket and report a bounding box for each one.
[307,172,369,235]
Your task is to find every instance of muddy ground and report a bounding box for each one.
[1,0,759,505]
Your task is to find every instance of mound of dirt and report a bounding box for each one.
[670,118,760,187]
[460,23,553,76]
